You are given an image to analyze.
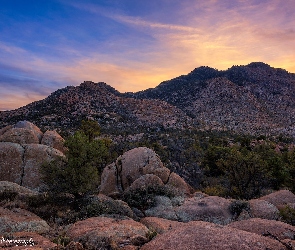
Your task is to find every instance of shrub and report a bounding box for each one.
[122,185,177,211]
[78,196,134,219]
[41,120,111,198]
[279,205,295,226]
[229,200,250,218]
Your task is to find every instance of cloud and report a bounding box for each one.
[1,0,295,110]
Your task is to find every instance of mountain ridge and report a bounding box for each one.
[1,62,295,137]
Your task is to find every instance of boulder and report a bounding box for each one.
[141,217,185,234]
[0,207,50,234]
[167,172,193,196]
[175,195,233,224]
[119,147,166,189]
[141,221,286,250]
[99,163,121,197]
[249,199,279,220]
[66,216,149,249]
[228,218,295,241]
[259,190,295,208]
[128,174,164,191]
[0,128,40,144]
[22,144,65,190]
[41,130,66,153]
[0,232,56,249]
[0,142,24,185]
[14,121,43,142]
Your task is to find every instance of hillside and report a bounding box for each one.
[0,81,192,134]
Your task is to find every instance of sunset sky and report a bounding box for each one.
[1,0,294,110]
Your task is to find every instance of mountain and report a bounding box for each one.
[0,81,191,134]
[127,62,295,137]
[1,62,295,137]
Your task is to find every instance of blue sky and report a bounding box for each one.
[1,0,295,110]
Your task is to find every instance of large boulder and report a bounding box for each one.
[141,221,286,250]
[175,195,233,224]
[249,199,279,220]
[0,207,50,234]
[0,128,40,145]
[228,218,295,241]
[66,216,149,249]
[118,147,168,189]
[41,130,66,154]
[0,142,24,185]
[22,144,64,190]
[14,121,43,142]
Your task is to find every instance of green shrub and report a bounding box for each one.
[229,200,250,217]
[122,185,177,211]
[279,205,295,226]
[78,196,134,219]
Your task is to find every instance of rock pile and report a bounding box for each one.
[100,147,193,198]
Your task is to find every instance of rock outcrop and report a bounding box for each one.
[141,220,286,250]
[0,121,65,190]
[100,147,193,197]
[66,216,149,249]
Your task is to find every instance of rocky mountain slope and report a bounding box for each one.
[128,62,295,136]
[0,81,191,134]
[1,62,295,137]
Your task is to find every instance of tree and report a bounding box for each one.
[41,120,110,198]
[217,147,267,199]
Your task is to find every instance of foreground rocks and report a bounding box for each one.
[0,121,65,190]
[141,220,286,250]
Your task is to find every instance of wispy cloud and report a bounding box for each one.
[0,0,295,110]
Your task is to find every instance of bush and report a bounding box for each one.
[122,185,177,211]
[279,205,295,226]
[78,196,134,219]
[229,200,250,218]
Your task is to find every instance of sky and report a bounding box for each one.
[0,0,295,111]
